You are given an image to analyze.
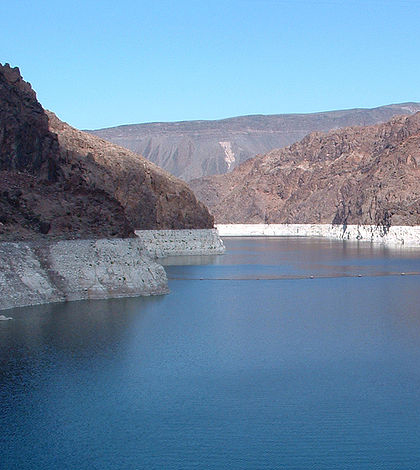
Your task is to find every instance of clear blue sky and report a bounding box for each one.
[2,0,420,129]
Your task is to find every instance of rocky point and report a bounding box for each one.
[0,63,213,241]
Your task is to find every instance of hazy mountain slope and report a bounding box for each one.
[0,63,213,241]
[190,113,420,227]
[89,103,420,181]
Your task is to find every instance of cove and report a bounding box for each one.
[2,237,420,469]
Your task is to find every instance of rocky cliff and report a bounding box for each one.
[0,63,213,241]
[89,103,420,181]
[0,238,168,311]
[46,112,213,230]
[190,113,420,227]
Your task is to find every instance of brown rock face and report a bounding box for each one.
[0,64,61,181]
[89,103,420,181]
[47,112,213,230]
[190,113,420,227]
[0,64,213,241]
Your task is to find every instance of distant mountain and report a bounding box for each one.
[190,112,420,227]
[89,103,420,181]
[0,63,213,241]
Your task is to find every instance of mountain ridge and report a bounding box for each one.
[92,102,420,131]
[89,102,420,181]
[190,112,420,227]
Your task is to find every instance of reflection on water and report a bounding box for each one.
[2,238,420,469]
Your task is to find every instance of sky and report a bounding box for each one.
[2,0,420,129]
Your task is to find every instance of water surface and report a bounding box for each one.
[2,237,420,469]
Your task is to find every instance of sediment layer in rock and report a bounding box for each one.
[0,238,168,311]
[0,229,227,311]
[135,229,226,257]
[216,224,420,246]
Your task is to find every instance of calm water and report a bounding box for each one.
[2,237,420,469]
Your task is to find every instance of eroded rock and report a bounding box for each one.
[0,63,214,242]
[191,113,420,227]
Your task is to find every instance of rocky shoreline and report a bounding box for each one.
[216,224,420,247]
[0,229,225,312]
[135,228,225,257]
[0,238,167,312]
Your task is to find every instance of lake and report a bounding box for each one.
[2,237,420,469]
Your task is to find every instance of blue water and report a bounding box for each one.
[2,237,420,469]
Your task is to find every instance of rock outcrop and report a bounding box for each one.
[135,229,225,257]
[0,64,62,180]
[46,112,213,231]
[0,63,213,241]
[89,103,420,180]
[191,113,420,227]
[0,238,168,311]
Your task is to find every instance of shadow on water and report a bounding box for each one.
[0,295,166,389]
